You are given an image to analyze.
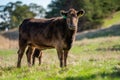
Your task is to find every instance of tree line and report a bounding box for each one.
[46,0,120,31]
[0,0,120,31]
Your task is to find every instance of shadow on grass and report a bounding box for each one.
[65,71,120,80]
[76,24,120,40]
[96,44,120,51]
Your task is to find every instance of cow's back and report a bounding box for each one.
[19,17,66,49]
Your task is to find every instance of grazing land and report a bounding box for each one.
[0,24,120,80]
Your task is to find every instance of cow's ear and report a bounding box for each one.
[60,10,67,19]
[77,9,85,18]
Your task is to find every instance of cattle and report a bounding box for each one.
[17,8,85,68]
[26,47,42,66]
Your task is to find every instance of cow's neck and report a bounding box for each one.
[61,18,77,50]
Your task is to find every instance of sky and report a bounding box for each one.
[0,0,52,9]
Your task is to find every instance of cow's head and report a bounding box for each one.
[60,8,85,30]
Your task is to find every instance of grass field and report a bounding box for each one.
[103,11,120,28]
[0,24,120,80]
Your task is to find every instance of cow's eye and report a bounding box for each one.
[71,14,76,18]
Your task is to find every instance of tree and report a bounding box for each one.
[0,1,23,29]
[0,1,46,30]
[11,4,36,28]
[46,0,84,18]
[46,0,120,31]
[29,3,46,18]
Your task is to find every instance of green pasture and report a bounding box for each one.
[0,24,120,80]
[0,37,120,80]
[103,11,120,28]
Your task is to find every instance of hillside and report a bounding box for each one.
[0,24,120,80]
[103,11,120,28]
[0,23,120,80]
[76,24,120,40]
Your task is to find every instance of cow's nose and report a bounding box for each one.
[70,25,76,28]
[69,25,76,30]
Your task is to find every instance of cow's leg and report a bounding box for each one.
[56,48,64,68]
[26,47,29,64]
[32,54,35,65]
[26,47,33,67]
[64,50,69,67]
[17,39,27,68]
[38,51,42,66]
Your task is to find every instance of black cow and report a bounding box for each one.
[17,8,85,68]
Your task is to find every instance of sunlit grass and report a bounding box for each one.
[0,58,120,80]
[0,24,120,80]
[0,35,120,80]
[0,49,16,56]
[103,11,120,27]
